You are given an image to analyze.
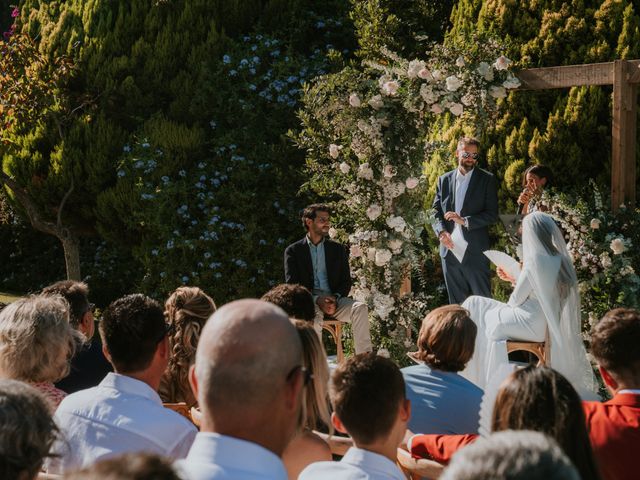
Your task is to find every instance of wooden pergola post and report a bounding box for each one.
[517,59,640,211]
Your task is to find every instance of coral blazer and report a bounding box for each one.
[410,393,640,480]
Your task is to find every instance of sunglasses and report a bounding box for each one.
[460,152,479,159]
[286,365,313,387]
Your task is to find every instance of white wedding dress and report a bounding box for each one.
[460,212,595,396]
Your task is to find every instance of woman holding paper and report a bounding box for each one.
[460,212,595,395]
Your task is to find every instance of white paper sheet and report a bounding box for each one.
[450,225,468,263]
[483,249,521,281]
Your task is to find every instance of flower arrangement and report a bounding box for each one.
[540,185,640,337]
[296,37,520,357]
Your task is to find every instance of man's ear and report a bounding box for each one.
[399,398,411,422]
[331,411,348,434]
[157,336,169,360]
[102,343,113,364]
[188,364,199,400]
[80,311,93,337]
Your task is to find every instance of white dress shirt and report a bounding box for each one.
[176,432,288,480]
[454,167,474,214]
[299,446,405,480]
[46,372,197,473]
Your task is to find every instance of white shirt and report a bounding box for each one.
[46,372,197,473]
[454,167,474,215]
[176,432,288,480]
[299,446,405,480]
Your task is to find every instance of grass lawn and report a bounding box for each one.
[0,291,21,304]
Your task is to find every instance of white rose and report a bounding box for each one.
[328,227,337,238]
[386,215,407,232]
[419,84,438,104]
[350,245,362,258]
[493,55,512,71]
[610,238,626,255]
[445,75,463,92]
[366,204,382,221]
[476,62,494,81]
[590,218,601,229]
[388,239,403,254]
[489,85,507,99]
[405,177,419,189]
[431,69,444,81]
[461,93,475,106]
[329,144,340,159]
[368,94,384,110]
[387,182,406,198]
[430,103,444,114]
[407,59,426,79]
[455,56,466,67]
[503,75,521,89]
[357,163,374,180]
[349,93,361,107]
[339,162,351,174]
[383,165,396,178]
[367,247,377,261]
[381,80,399,96]
[374,248,393,267]
[376,348,391,358]
[600,253,612,269]
[418,68,432,80]
[449,102,464,116]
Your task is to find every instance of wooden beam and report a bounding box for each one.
[611,60,637,210]
[516,60,640,90]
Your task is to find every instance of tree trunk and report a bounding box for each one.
[60,231,81,280]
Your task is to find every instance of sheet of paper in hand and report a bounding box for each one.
[450,225,468,263]
[483,250,521,281]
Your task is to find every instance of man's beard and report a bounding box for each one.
[460,162,475,173]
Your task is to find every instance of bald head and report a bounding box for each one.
[195,299,303,415]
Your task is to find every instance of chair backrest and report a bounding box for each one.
[312,430,353,457]
[163,402,193,422]
[397,447,444,480]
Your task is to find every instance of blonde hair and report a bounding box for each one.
[159,287,216,407]
[0,295,80,383]
[292,320,332,433]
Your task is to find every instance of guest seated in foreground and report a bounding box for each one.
[0,295,80,411]
[586,308,640,480]
[300,353,410,480]
[159,286,216,408]
[66,452,182,480]
[47,294,197,474]
[43,280,113,394]
[0,379,60,480]
[410,366,601,480]
[402,305,483,434]
[283,320,333,478]
[262,283,316,323]
[440,430,579,480]
[176,299,305,480]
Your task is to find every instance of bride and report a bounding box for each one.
[460,212,595,395]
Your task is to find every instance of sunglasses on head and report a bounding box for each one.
[460,152,479,159]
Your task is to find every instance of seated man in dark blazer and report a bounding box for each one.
[284,204,372,354]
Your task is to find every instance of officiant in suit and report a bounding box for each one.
[284,204,372,354]
[432,137,498,304]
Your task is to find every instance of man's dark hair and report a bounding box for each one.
[416,305,476,372]
[42,280,90,328]
[0,380,59,480]
[301,204,330,230]
[99,294,166,373]
[591,308,640,385]
[523,164,553,187]
[261,284,315,322]
[65,452,181,480]
[330,353,405,444]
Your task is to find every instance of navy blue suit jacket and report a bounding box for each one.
[432,167,498,258]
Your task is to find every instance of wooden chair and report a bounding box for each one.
[506,329,550,367]
[163,402,193,422]
[322,319,344,363]
[397,447,444,480]
[312,430,353,457]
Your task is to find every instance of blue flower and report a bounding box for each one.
[179,170,186,177]
[229,69,238,77]
[117,170,126,177]
[209,121,217,129]
[240,59,249,66]
[182,276,189,283]
[151,249,159,256]
[251,45,257,51]
[166,240,174,249]
[141,193,155,200]
[249,68,256,75]
[315,21,325,28]
[204,252,211,259]
[123,145,131,153]
[141,142,150,148]
[161,176,170,184]
[222,54,231,64]
[270,50,280,57]
[249,84,257,91]
[252,56,260,63]
[134,160,144,169]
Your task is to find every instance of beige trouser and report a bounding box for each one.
[313,296,372,354]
